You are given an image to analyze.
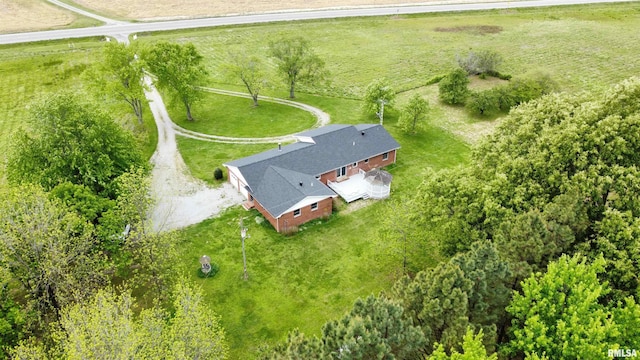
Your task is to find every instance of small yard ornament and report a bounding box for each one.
[200,255,212,275]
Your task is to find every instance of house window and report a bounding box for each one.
[336,166,346,177]
[364,158,369,164]
[382,152,389,160]
[311,202,318,211]
[293,209,301,217]
[353,162,357,167]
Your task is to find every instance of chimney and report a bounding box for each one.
[278,143,282,151]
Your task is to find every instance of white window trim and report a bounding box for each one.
[311,202,318,211]
[353,162,358,167]
[382,152,389,160]
[364,158,369,164]
[293,209,301,217]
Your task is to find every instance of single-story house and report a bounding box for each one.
[224,124,400,233]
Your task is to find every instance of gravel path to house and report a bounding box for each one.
[145,81,331,230]
[145,77,244,231]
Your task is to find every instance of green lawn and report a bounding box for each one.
[166,91,316,137]
[178,199,444,359]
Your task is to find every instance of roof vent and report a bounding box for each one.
[299,182,303,187]
[361,131,365,136]
[353,141,355,146]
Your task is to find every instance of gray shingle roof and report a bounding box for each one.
[225,124,400,217]
[253,166,336,218]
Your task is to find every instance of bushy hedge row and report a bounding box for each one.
[466,75,557,116]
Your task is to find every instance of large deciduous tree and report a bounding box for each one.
[0,186,106,322]
[268,37,326,99]
[6,93,144,198]
[90,41,147,124]
[57,283,228,360]
[505,255,634,359]
[225,51,269,106]
[146,41,208,121]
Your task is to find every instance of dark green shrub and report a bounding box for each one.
[197,262,220,278]
[213,167,223,181]
[439,68,470,105]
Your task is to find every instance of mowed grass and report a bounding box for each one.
[140,2,640,98]
[178,198,444,359]
[167,91,316,137]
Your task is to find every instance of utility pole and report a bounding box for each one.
[240,217,249,281]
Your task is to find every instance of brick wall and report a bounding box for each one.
[317,149,397,184]
[255,197,333,233]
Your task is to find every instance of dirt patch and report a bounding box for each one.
[0,0,76,34]
[68,0,512,21]
[434,25,503,35]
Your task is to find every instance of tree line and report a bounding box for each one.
[260,77,640,359]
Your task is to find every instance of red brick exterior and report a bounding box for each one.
[255,197,333,233]
[234,149,397,233]
[318,149,397,184]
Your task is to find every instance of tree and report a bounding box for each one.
[268,37,326,99]
[322,295,425,359]
[0,279,28,359]
[378,196,427,275]
[505,255,618,359]
[363,78,396,121]
[465,90,500,116]
[392,262,472,356]
[263,295,425,359]
[0,186,106,323]
[145,42,208,121]
[90,41,147,124]
[398,93,429,134]
[451,241,511,349]
[225,51,269,106]
[439,68,469,105]
[6,93,144,198]
[430,329,498,360]
[57,283,228,360]
[456,50,503,76]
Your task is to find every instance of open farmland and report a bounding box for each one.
[0,0,99,34]
[68,0,523,21]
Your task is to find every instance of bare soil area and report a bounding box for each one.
[69,0,507,21]
[0,0,76,34]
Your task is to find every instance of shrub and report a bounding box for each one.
[466,90,500,116]
[457,49,503,76]
[213,167,223,181]
[426,74,447,85]
[439,68,470,105]
[197,262,220,278]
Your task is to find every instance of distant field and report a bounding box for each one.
[68,0,520,21]
[0,0,99,34]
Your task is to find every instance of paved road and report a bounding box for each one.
[0,0,634,45]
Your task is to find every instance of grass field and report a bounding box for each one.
[167,91,316,137]
[140,2,640,98]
